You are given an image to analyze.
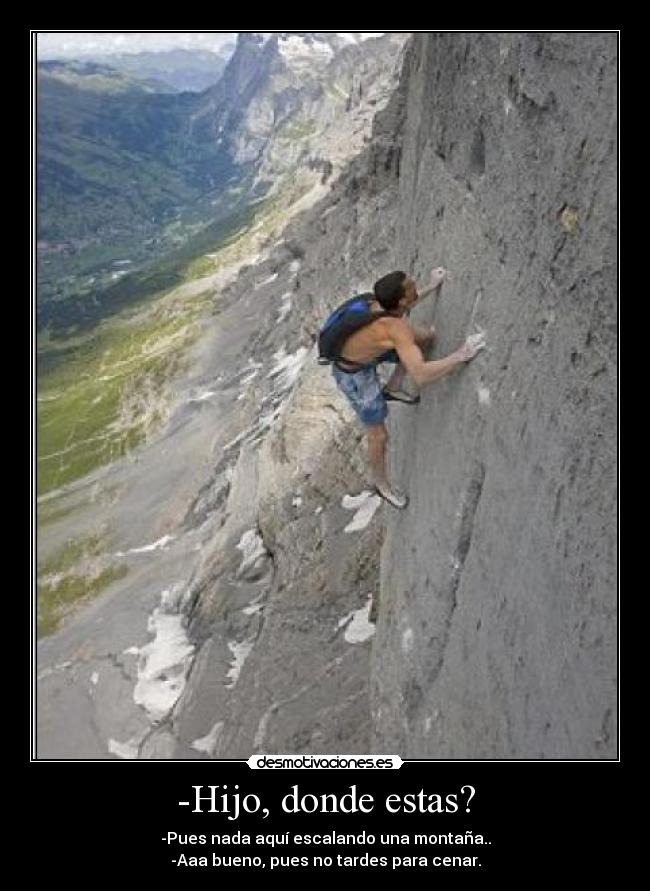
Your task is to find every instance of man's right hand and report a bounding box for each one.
[429,267,447,290]
[456,332,487,362]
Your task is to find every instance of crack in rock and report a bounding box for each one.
[426,461,486,692]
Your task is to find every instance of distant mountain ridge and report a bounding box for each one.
[38,59,162,92]
[84,46,236,93]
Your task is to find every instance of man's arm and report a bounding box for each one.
[390,320,485,387]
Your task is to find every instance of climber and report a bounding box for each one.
[321,267,485,509]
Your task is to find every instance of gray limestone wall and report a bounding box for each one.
[161,33,616,761]
[370,33,617,758]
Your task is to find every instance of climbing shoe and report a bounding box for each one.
[373,484,409,510]
[382,387,421,405]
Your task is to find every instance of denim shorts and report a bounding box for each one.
[331,351,399,426]
[332,365,388,426]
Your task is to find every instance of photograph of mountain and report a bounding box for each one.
[33,31,617,763]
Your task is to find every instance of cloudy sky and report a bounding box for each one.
[36,32,238,59]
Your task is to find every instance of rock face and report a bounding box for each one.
[370,33,617,758]
[93,32,616,761]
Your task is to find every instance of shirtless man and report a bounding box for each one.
[331,267,485,509]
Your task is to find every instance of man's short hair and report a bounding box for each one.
[374,270,407,309]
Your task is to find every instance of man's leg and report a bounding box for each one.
[384,363,406,393]
[367,423,389,490]
[385,325,436,393]
[332,365,408,509]
[414,323,436,353]
[366,424,408,509]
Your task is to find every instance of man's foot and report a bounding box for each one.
[382,387,421,405]
[373,483,409,510]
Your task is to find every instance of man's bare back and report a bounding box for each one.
[339,309,402,365]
